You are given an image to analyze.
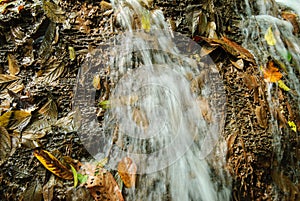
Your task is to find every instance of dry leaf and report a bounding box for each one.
[230,59,244,70]
[33,149,73,180]
[93,74,101,90]
[264,26,276,46]
[43,175,56,201]
[23,180,43,201]
[117,157,137,188]
[263,60,283,83]
[68,46,76,61]
[0,126,11,166]
[7,54,20,76]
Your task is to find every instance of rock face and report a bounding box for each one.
[0,0,299,200]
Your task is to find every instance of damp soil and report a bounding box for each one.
[0,0,299,200]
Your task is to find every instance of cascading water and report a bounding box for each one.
[240,0,300,199]
[74,0,231,200]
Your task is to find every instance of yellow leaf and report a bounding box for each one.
[68,46,76,61]
[265,26,276,46]
[141,11,151,32]
[278,80,290,92]
[33,149,73,180]
[117,157,137,188]
[288,121,297,132]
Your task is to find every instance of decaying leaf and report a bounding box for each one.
[0,110,31,131]
[0,126,11,166]
[117,157,137,188]
[37,56,65,83]
[132,107,149,130]
[230,58,244,70]
[38,22,56,62]
[42,0,66,23]
[263,60,283,83]
[79,162,124,201]
[264,26,276,46]
[43,175,56,201]
[33,149,73,180]
[7,54,20,76]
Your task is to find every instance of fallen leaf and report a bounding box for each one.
[33,149,73,180]
[230,58,244,70]
[263,60,282,82]
[265,26,276,46]
[7,54,20,76]
[68,46,76,61]
[288,121,297,132]
[141,10,151,32]
[255,106,268,128]
[23,179,43,201]
[0,74,20,90]
[100,1,112,10]
[43,175,56,201]
[93,74,101,90]
[70,165,78,187]
[278,80,291,92]
[0,110,31,131]
[282,11,299,34]
[42,0,66,23]
[132,107,149,130]
[0,126,11,166]
[117,157,137,188]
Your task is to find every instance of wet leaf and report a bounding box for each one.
[141,10,151,32]
[0,110,31,131]
[263,61,282,83]
[7,54,20,76]
[42,0,66,23]
[264,26,276,46]
[33,149,73,180]
[68,46,76,61]
[288,121,297,132]
[117,157,137,188]
[0,126,11,166]
[132,107,149,130]
[38,22,56,61]
[278,80,291,92]
[23,180,43,201]
[0,74,20,90]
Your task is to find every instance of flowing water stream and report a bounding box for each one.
[74,0,231,200]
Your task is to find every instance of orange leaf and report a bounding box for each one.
[263,60,283,82]
[117,157,137,188]
[33,149,73,180]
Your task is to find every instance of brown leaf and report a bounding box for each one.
[243,74,258,90]
[23,180,43,201]
[0,74,20,91]
[33,149,73,180]
[282,12,299,34]
[0,126,11,166]
[255,106,268,128]
[7,54,20,76]
[117,157,137,188]
[263,60,283,83]
[230,59,244,70]
[82,164,124,201]
[221,36,255,63]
